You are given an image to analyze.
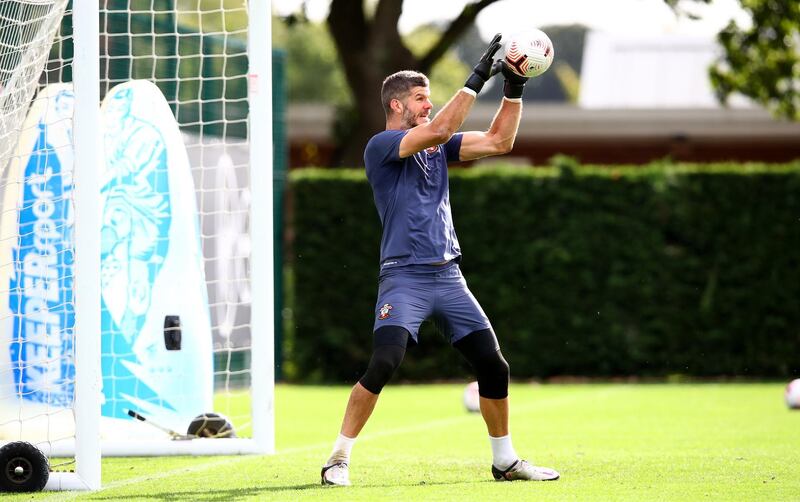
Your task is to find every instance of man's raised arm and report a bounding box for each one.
[398,34,502,158]
[458,61,530,161]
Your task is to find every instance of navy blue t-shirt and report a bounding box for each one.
[364,129,463,271]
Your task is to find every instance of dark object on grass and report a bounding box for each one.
[0,441,49,492]
[187,413,236,438]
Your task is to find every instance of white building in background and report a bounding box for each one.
[579,31,751,109]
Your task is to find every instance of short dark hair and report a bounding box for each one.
[381,70,429,116]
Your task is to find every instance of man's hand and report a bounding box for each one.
[496,60,529,100]
[464,33,502,95]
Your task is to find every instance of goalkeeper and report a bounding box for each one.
[321,34,560,486]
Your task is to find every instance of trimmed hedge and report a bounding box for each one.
[286,160,800,382]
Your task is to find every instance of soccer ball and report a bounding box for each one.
[785,379,800,409]
[463,381,480,413]
[187,412,237,438]
[503,28,554,78]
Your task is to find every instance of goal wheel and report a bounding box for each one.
[0,441,49,492]
[187,413,237,438]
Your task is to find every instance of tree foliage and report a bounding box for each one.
[709,0,799,120]
[272,15,352,107]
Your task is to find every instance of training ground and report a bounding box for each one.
[5,382,798,501]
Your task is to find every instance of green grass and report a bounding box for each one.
[8,383,800,501]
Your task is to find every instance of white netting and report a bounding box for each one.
[1,2,265,470]
[0,0,76,485]
[0,0,72,424]
[0,0,68,175]
[96,2,254,439]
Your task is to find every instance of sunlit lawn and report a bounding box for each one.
[8,383,799,501]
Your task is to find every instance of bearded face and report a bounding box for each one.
[401,104,422,129]
[396,86,432,129]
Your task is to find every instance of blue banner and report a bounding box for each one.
[9,114,75,407]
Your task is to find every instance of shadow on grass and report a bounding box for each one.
[89,479,487,500]
[90,485,316,501]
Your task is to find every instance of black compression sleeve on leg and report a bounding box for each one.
[358,326,410,394]
[372,325,411,349]
[453,329,510,399]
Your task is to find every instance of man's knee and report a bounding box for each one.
[358,326,409,394]
[475,350,510,399]
[454,329,509,399]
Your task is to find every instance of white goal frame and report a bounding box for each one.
[40,1,274,491]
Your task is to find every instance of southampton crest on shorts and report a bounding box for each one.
[378,303,393,320]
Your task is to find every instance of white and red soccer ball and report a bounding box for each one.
[786,379,800,409]
[463,381,480,413]
[503,28,554,78]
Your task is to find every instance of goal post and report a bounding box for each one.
[70,0,101,490]
[246,0,275,456]
[1,0,274,491]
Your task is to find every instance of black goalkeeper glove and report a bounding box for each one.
[464,33,502,95]
[494,60,529,99]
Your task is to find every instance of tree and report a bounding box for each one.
[272,15,352,108]
[667,0,798,120]
[709,0,799,120]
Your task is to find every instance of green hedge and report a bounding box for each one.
[286,160,800,382]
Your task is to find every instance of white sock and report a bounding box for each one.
[489,434,519,470]
[326,433,356,466]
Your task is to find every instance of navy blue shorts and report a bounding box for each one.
[373,262,492,344]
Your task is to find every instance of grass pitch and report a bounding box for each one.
[9,383,799,501]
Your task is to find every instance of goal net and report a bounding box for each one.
[0,0,273,491]
[0,1,67,176]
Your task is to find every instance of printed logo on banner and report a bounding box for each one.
[9,89,76,407]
